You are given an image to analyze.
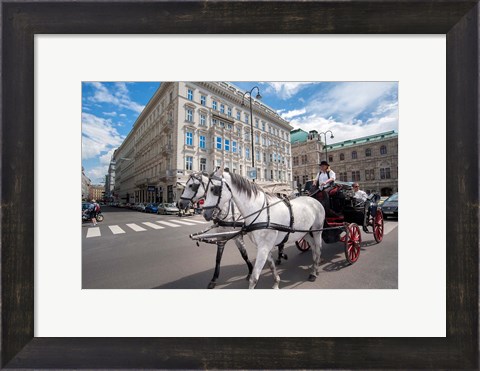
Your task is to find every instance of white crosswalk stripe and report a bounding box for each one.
[109,225,126,234]
[187,219,210,224]
[126,223,147,232]
[142,222,165,230]
[383,222,397,236]
[156,221,181,228]
[168,219,196,226]
[86,227,101,238]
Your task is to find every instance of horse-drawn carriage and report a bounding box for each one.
[295,181,384,264]
[181,169,384,289]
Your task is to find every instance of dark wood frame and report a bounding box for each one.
[2,1,478,369]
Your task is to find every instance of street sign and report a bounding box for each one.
[248,169,257,179]
[147,186,155,192]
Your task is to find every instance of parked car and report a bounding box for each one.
[380,193,398,219]
[145,203,159,214]
[377,196,389,207]
[157,203,180,215]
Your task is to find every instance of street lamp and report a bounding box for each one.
[318,130,334,162]
[241,86,262,181]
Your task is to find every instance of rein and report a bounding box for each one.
[180,173,206,203]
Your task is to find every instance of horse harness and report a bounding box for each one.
[205,175,296,245]
[180,173,206,204]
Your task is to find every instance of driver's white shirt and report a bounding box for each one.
[316,170,336,190]
[354,189,368,202]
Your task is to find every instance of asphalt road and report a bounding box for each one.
[82,206,398,289]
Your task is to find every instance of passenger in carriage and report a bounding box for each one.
[353,183,370,233]
[312,160,338,216]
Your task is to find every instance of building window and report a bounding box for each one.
[199,135,206,149]
[351,171,360,181]
[246,147,250,159]
[263,152,267,162]
[200,158,206,171]
[212,118,218,126]
[185,156,193,171]
[186,132,193,146]
[212,101,217,110]
[262,122,265,131]
[352,151,357,159]
[365,148,372,157]
[340,153,345,161]
[380,145,387,155]
[187,89,193,101]
[220,104,225,114]
[245,114,249,125]
[200,114,206,126]
[200,95,206,106]
[239,144,242,157]
[237,111,241,120]
[328,155,333,163]
[227,107,232,116]
[186,108,193,122]
[380,167,391,179]
[232,141,237,153]
[224,139,230,151]
[237,127,241,136]
[255,133,259,144]
[216,137,222,150]
[365,169,375,180]
[256,150,260,161]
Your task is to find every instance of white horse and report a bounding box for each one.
[202,168,326,289]
[179,172,253,289]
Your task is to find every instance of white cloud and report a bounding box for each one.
[86,165,109,184]
[264,82,315,99]
[119,113,127,118]
[280,108,307,120]
[82,113,124,160]
[87,82,145,113]
[103,111,117,117]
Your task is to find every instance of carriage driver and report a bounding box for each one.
[312,160,337,215]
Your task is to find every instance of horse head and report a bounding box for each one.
[179,172,207,209]
[202,168,233,221]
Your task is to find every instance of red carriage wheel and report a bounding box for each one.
[345,223,362,264]
[295,238,311,252]
[373,210,384,243]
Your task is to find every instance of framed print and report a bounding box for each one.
[2,1,478,369]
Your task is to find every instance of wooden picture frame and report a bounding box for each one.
[2,1,478,368]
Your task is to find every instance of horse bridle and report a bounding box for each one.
[202,175,233,216]
[180,173,206,204]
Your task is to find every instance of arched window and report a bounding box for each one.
[352,151,357,159]
[340,153,345,161]
[380,145,387,155]
[328,155,333,163]
[365,148,372,157]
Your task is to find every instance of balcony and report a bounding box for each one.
[212,110,235,124]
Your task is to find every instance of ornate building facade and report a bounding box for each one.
[291,129,398,196]
[113,82,293,204]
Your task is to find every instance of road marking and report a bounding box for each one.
[168,219,196,226]
[142,222,165,230]
[187,219,210,224]
[126,223,147,232]
[109,225,126,234]
[383,222,398,236]
[86,227,101,238]
[156,221,181,228]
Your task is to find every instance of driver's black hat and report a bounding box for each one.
[319,160,329,167]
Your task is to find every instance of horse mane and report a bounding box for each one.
[227,172,261,198]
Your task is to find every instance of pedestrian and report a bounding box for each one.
[89,199,99,226]
[312,160,337,215]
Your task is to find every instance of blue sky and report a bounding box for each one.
[82,81,398,184]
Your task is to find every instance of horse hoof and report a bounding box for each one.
[308,274,317,282]
[207,282,216,289]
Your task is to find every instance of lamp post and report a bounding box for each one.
[241,86,262,181]
[318,130,334,162]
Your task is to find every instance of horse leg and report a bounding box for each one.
[267,252,281,289]
[276,243,288,265]
[249,247,270,289]
[306,232,323,282]
[233,235,253,281]
[208,241,226,289]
